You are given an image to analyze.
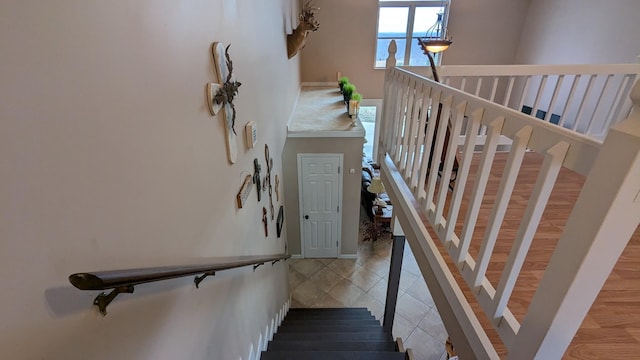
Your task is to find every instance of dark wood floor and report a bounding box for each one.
[423,152,640,359]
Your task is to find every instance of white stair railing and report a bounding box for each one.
[379,65,640,359]
[396,62,640,140]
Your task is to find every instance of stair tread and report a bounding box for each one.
[260,350,406,360]
[285,312,375,320]
[273,331,393,342]
[288,307,370,311]
[267,340,396,351]
[276,324,385,333]
[287,308,372,315]
[281,319,381,326]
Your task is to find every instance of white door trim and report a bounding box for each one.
[297,153,344,258]
[362,99,382,162]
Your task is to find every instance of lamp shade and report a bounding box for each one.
[367,177,386,194]
[424,39,451,53]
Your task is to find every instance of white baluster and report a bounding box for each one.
[544,75,564,123]
[456,117,504,265]
[443,107,483,248]
[572,74,596,132]
[434,100,466,231]
[511,79,640,359]
[493,141,569,319]
[472,126,532,289]
[416,90,442,203]
[425,95,454,218]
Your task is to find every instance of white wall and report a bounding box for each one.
[0,1,299,359]
[516,0,640,64]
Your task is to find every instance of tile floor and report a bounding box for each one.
[288,221,449,360]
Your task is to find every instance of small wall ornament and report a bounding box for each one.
[287,1,319,59]
[207,42,242,164]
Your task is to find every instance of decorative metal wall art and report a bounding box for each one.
[253,158,262,202]
[264,144,275,220]
[262,207,268,237]
[276,206,284,238]
[207,42,241,164]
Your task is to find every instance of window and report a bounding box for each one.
[375,1,450,68]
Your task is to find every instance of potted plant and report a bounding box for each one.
[342,83,355,104]
[338,76,349,93]
[349,92,362,118]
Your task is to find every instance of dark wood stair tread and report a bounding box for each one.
[263,308,406,359]
[260,350,407,360]
[288,307,370,312]
[273,331,393,342]
[276,324,386,333]
[280,319,381,327]
[267,340,396,351]
[284,312,375,320]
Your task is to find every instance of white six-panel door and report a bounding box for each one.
[298,154,342,258]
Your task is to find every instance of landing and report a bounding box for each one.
[288,86,365,137]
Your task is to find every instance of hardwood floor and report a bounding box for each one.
[421,152,640,359]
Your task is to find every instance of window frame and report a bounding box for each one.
[375,0,451,68]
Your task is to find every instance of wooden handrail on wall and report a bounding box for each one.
[69,254,290,316]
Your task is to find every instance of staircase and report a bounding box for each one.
[261,308,410,359]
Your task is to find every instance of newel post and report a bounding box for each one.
[386,40,397,69]
[379,40,398,161]
[510,80,640,358]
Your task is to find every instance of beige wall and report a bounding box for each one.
[300,0,383,97]
[282,137,364,256]
[0,1,299,359]
[445,0,531,65]
[516,0,640,64]
[300,0,531,98]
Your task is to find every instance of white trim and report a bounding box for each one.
[300,81,336,87]
[286,86,302,130]
[246,299,290,360]
[361,99,383,162]
[380,0,450,6]
[438,63,640,77]
[290,254,303,259]
[338,254,357,259]
[287,128,365,138]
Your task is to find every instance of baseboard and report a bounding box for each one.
[290,254,356,259]
[301,81,335,87]
[245,299,290,360]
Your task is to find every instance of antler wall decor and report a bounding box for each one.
[207,42,242,164]
[287,1,319,59]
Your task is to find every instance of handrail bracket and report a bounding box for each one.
[253,262,264,271]
[194,271,216,288]
[94,285,135,316]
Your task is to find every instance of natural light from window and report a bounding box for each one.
[375,1,449,68]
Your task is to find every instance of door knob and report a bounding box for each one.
[304,215,309,219]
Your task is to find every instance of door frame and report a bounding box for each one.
[361,99,382,162]
[297,153,344,258]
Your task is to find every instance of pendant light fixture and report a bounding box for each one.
[418,12,452,54]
